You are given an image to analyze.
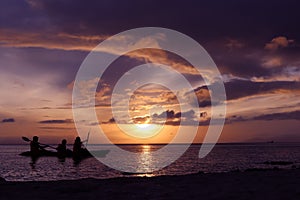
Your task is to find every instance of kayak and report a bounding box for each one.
[19,149,109,158]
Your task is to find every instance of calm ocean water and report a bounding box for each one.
[0,143,299,181]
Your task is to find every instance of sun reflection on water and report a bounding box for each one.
[142,145,151,152]
[136,145,154,173]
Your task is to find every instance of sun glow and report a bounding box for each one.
[136,123,151,129]
[142,144,151,151]
[134,116,158,132]
[132,123,164,138]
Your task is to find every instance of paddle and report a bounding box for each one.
[21,136,57,150]
[85,129,91,147]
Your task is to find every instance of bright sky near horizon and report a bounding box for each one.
[0,0,300,144]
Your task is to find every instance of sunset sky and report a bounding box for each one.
[0,0,299,144]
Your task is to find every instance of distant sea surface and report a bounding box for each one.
[0,143,299,181]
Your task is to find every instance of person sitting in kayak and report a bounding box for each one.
[56,139,67,162]
[73,137,83,162]
[30,136,45,167]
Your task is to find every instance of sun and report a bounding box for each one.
[134,116,153,131]
[134,123,163,138]
[136,123,151,130]
[126,116,164,138]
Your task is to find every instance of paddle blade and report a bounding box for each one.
[22,136,31,142]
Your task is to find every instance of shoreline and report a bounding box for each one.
[1,168,299,200]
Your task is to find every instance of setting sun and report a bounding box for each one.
[136,123,151,129]
[133,123,164,138]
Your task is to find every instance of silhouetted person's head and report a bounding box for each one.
[62,139,67,145]
[75,137,81,143]
[33,136,39,142]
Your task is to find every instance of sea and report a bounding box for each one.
[0,143,299,181]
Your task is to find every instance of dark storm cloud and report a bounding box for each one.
[38,119,73,124]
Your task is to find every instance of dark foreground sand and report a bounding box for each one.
[0,169,299,200]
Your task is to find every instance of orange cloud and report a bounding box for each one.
[0,29,108,51]
[262,57,282,68]
[264,36,294,51]
[0,29,204,76]
[127,49,200,75]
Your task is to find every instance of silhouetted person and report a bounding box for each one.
[30,136,43,168]
[57,139,67,162]
[73,137,83,164]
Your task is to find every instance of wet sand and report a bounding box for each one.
[0,169,299,200]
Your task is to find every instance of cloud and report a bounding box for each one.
[102,109,205,126]
[251,66,300,82]
[265,36,294,51]
[23,0,300,43]
[225,115,247,124]
[253,110,300,121]
[225,39,244,50]
[39,127,74,130]
[1,118,15,123]
[38,119,73,124]
[191,78,300,106]
[224,79,300,100]
[153,110,181,119]
[215,52,270,78]
[0,29,107,51]
[129,85,179,106]
[95,82,112,107]
[152,109,203,126]
[262,57,283,68]
[192,86,212,107]
[106,77,300,126]
[126,49,200,76]
[132,116,151,124]
[1,2,299,82]
[0,29,201,77]
[102,117,116,124]
[226,110,300,124]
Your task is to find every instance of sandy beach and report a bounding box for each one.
[0,168,299,200]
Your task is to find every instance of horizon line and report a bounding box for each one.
[1,141,299,146]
